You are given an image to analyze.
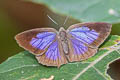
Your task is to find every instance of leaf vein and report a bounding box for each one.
[0,64,39,74]
[92,66,108,80]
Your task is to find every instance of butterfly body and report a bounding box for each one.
[15,22,112,67]
[59,27,69,55]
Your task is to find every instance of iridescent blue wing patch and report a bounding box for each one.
[70,38,88,55]
[30,32,56,50]
[69,26,99,45]
[45,40,60,60]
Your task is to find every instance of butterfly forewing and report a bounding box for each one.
[67,35,97,62]
[66,22,112,62]
[15,28,57,56]
[67,22,112,48]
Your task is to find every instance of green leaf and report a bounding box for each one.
[100,35,120,48]
[0,35,120,80]
[27,0,120,23]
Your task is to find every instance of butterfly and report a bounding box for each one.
[15,22,112,67]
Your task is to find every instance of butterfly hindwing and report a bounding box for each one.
[36,38,68,67]
[66,22,112,62]
[67,36,97,62]
[15,28,57,55]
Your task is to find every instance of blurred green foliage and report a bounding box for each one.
[0,8,23,63]
[30,0,120,23]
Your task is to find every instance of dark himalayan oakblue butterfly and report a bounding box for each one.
[15,16,112,67]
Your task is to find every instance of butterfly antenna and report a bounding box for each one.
[63,15,69,25]
[47,14,58,25]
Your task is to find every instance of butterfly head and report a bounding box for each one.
[59,27,67,38]
[59,27,65,32]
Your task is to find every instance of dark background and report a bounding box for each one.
[0,0,120,80]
